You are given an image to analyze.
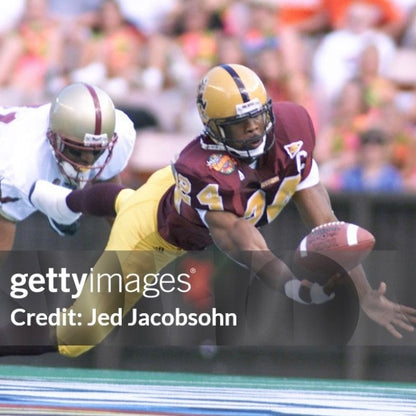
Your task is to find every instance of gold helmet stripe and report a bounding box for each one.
[220,64,250,103]
[84,83,102,135]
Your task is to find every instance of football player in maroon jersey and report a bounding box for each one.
[28,64,416,357]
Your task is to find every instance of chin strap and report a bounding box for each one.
[58,161,90,189]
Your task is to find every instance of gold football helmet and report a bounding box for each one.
[47,83,118,187]
[196,64,274,160]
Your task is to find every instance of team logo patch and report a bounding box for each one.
[207,154,236,174]
[284,140,303,159]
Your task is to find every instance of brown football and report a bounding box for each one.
[295,221,375,274]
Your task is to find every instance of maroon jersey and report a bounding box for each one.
[157,102,316,250]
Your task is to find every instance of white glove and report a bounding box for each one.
[29,180,81,225]
[284,279,335,305]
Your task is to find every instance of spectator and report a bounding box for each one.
[71,0,146,101]
[253,47,292,103]
[399,2,416,46]
[357,44,397,109]
[375,103,416,189]
[115,0,180,36]
[215,33,247,67]
[48,0,103,27]
[253,47,318,126]
[312,1,396,115]
[0,0,64,104]
[240,0,305,74]
[323,0,405,39]
[277,0,405,38]
[340,128,404,192]
[173,0,220,79]
[221,0,251,38]
[274,0,330,75]
[315,78,374,190]
[47,0,104,79]
[277,0,330,35]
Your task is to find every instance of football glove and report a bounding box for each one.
[29,180,81,225]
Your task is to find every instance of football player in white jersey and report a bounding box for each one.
[0,82,136,252]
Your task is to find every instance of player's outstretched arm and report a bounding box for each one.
[29,180,126,221]
[204,210,333,305]
[293,182,416,338]
[29,180,82,225]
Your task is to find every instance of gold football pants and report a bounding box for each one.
[57,166,186,357]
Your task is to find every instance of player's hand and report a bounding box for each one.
[285,278,335,305]
[29,180,81,225]
[361,282,416,338]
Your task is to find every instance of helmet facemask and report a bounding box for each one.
[206,98,275,161]
[48,130,118,188]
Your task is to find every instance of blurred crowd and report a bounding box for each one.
[2,0,416,193]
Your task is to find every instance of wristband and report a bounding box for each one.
[284,279,309,304]
[284,279,335,305]
[310,282,335,304]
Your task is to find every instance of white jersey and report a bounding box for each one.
[0,104,136,221]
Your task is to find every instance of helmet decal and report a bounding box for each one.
[84,133,108,146]
[235,98,262,116]
[196,78,208,123]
